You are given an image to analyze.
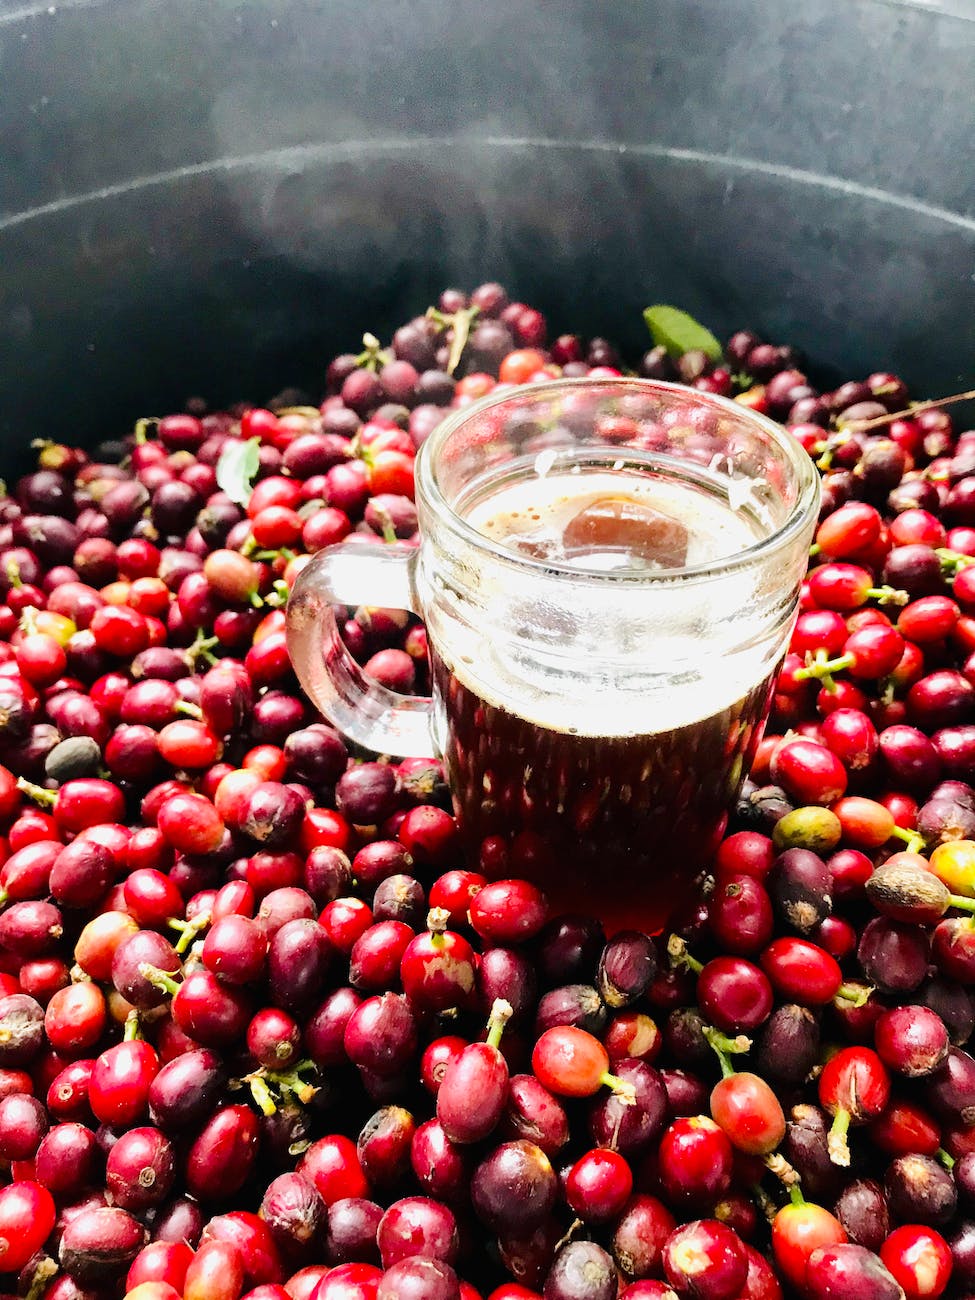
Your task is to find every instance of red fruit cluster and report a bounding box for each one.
[0,288,973,1298]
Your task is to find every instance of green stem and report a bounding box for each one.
[600,1071,637,1105]
[174,700,204,719]
[267,1061,319,1104]
[703,1026,751,1078]
[248,1074,277,1117]
[168,914,210,955]
[354,332,392,372]
[836,982,873,1007]
[788,1182,807,1207]
[123,1011,142,1041]
[827,1107,852,1166]
[666,934,703,974]
[139,963,182,997]
[187,629,220,668]
[133,417,158,444]
[16,778,56,807]
[889,826,924,853]
[937,547,975,576]
[795,651,854,681]
[937,1147,956,1170]
[427,305,481,375]
[948,893,975,914]
[486,999,513,1051]
[23,1256,58,1300]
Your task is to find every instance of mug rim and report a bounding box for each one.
[415,376,821,584]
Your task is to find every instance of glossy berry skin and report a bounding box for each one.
[818,1047,891,1146]
[880,1225,953,1298]
[662,1219,748,1300]
[804,1243,904,1300]
[531,1026,613,1098]
[771,1199,848,1291]
[697,957,773,1034]
[875,1005,950,1076]
[399,918,476,1011]
[90,1038,159,1125]
[376,1195,459,1267]
[437,1039,509,1145]
[710,1072,786,1155]
[658,1116,734,1206]
[760,938,842,1003]
[299,1134,369,1207]
[0,1179,56,1272]
[770,739,848,805]
[469,879,547,944]
[564,1146,633,1223]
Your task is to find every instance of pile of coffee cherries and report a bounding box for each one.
[1,284,975,1300]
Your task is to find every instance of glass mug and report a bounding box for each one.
[287,379,820,929]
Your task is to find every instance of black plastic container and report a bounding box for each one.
[1,0,973,473]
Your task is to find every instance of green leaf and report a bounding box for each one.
[643,305,723,362]
[216,437,262,507]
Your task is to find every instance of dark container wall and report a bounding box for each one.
[1,0,973,475]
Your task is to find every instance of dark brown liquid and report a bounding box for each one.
[431,652,775,933]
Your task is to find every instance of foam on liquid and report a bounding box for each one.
[467,469,758,571]
[429,466,780,738]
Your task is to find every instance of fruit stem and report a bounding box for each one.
[133,417,158,444]
[139,963,182,997]
[486,999,514,1051]
[426,907,451,950]
[427,304,481,376]
[15,778,56,807]
[836,982,873,1007]
[937,1147,956,1170]
[948,893,975,914]
[795,651,854,681]
[187,629,220,668]
[168,913,210,954]
[247,1073,278,1117]
[23,1256,58,1300]
[354,332,392,372]
[827,1107,852,1166]
[427,907,451,936]
[267,1061,320,1105]
[867,585,909,607]
[788,1182,807,1207]
[890,826,925,854]
[841,386,975,433]
[703,1025,752,1078]
[666,934,704,974]
[174,699,204,719]
[123,1011,142,1041]
[937,547,975,576]
[18,605,39,635]
[764,1152,800,1186]
[600,1072,637,1106]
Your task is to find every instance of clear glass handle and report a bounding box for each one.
[286,541,435,758]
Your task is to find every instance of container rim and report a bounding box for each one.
[415,376,821,584]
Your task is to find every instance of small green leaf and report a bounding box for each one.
[216,437,262,507]
[643,305,723,362]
